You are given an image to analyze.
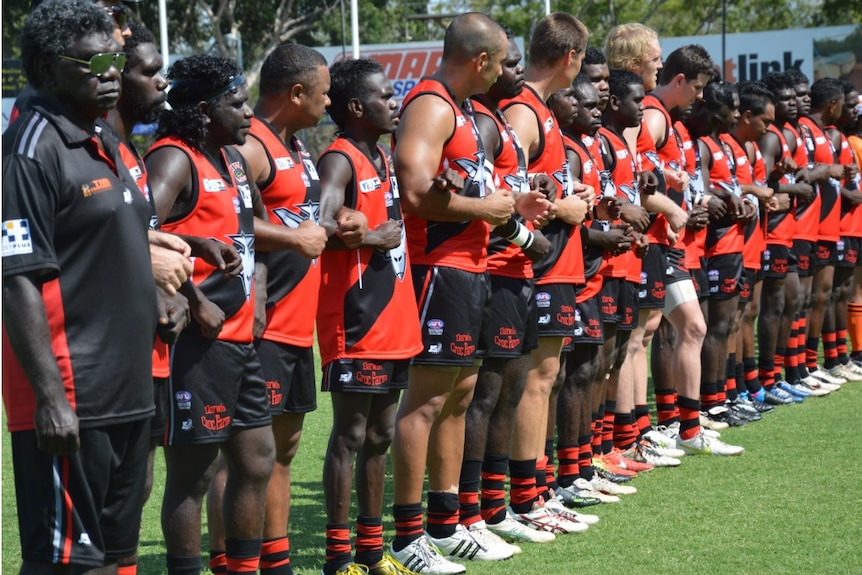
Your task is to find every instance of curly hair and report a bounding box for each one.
[809,77,844,110]
[584,46,606,67]
[20,0,114,87]
[783,68,809,88]
[156,54,242,151]
[123,22,156,71]
[328,58,385,130]
[608,68,644,101]
[737,81,775,116]
[604,23,658,72]
[760,72,793,99]
[529,12,589,68]
[260,43,327,97]
[701,79,737,112]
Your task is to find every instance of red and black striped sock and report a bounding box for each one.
[578,434,594,481]
[721,353,735,403]
[226,537,261,575]
[260,537,292,575]
[601,400,616,455]
[837,328,849,364]
[323,525,352,575]
[208,552,227,575]
[543,440,558,493]
[457,459,482,528]
[678,395,702,440]
[354,516,384,568]
[635,404,651,439]
[508,459,538,514]
[591,409,603,453]
[480,454,508,525]
[743,357,760,395]
[806,336,820,371]
[654,386,678,426]
[759,355,775,390]
[535,455,551,501]
[823,330,838,369]
[555,445,579,489]
[612,411,637,451]
[392,502,424,552]
[117,566,136,575]
[426,491,459,540]
[167,555,201,575]
[797,316,809,377]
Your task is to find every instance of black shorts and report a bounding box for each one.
[666,247,689,286]
[791,239,814,277]
[151,376,169,440]
[413,265,491,366]
[256,339,317,415]
[691,266,709,301]
[617,280,639,331]
[837,237,861,268]
[572,289,604,344]
[637,244,668,309]
[535,282,577,339]
[599,276,622,324]
[481,275,538,358]
[814,240,837,267]
[11,420,149,567]
[738,268,757,304]
[322,358,409,393]
[165,337,271,445]
[762,244,791,278]
[706,253,743,300]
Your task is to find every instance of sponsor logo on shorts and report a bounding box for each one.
[428,343,443,354]
[538,314,551,325]
[773,258,788,273]
[708,269,720,282]
[721,278,738,294]
[384,191,394,207]
[557,305,575,326]
[175,391,192,410]
[339,372,353,383]
[536,292,551,307]
[652,282,666,299]
[494,327,521,350]
[816,245,831,260]
[574,326,583,336]
[181,418,193,431]
[266,380,283,406]
[202,404,231,431]
[2,219,32,257]
[601,295,617,316]
[640,271,648,285]
[847,249,859,264]
[666,266,674,276]
[763,249,771,261]
[798,254,810,270]
[638,289,648,298]
[357,362,388,386]
[450,334,476,356]
[427,318,444,336]
[585,319,602,339]
[78,533,92,547]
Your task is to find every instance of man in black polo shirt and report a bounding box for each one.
[2,1,158,573]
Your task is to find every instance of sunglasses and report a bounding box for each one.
[104,5,128,28]
[57,52,127,76]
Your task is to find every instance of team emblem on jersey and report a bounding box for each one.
[302,159,320,180]
[2,219,32,257]
[129,165,143,181]
[390,175,401,198]
[456,115,467,127]
[275,156,294,170]
[123,188,133,204]
[618,183,638,203]
[203,178,227,192]
[543,116,555,133]
[272,200,321,228]
[238,184,253,209]
[226,231,255,300]
[452,153,492,198]
[360,177,382,192]
[642,150,663,173]
[384,222,407,281]
[503,173,526,192]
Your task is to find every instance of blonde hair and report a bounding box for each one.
[604,23,658,71]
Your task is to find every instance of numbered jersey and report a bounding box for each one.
[316,137,422,364]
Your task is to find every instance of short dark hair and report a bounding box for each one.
[809,77,845,109]
[783,68,809,88]
[123,23,157,71]
[841,78,858,96]
[328,58,385,130]
[760,72,793,98]
[442,12,505,63]
[20,0,114,87]
[157,54,242,151]
[260,43,327,97]
[608,68,643,101]
[572,72,595,99]
[658,44,714,85]
[701,79,737,112]
[584,46,606,67]
[529,12,589,68]
[737,81,775,116]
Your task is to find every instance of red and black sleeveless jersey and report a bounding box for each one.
[600,126,642,282]
[676,121,706,268]
[474,100,533,280]
[400,78,492,272]
[583,132,626,278]
[3,97,156,431]
[149,136,257,343]
[799,117,840,242]
[722,134,765,270]
[701,135,743,256]
[640,96,674,246]
[316,137,423,364]
[502,85,584,285]
[564,134,605,300]
[248,117,321,347]
[762,124,795,247]
[785,121,820,241]
[836,131,862,238]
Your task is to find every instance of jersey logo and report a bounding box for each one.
[543,116,555,133]
[225,231,255,300]
[451,153,492,198]
[81,177,112,197]
[384,222,408,281]
[238,184,253,209]
[272,200,321,228]
[642,150,664,173]
[203,178,227,192]
[302,159,320,180]
[275,156,294,170]
[2,219,33,257]
[618,183,639,204]
[359,177,382,192]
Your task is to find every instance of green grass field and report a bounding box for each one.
[4,381,862,575]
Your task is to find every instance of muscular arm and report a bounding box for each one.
[396,94,512,224]
[3,274,79,455]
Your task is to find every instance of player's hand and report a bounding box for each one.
[148,229,192,258]
[336,207,369,250]
[766,196,782,212]
[156,289,191,344]
[686,205,709,230]
[667,227,679,245]
[515,190,554,229]
[776,156,797,174]
[706,195,727,219]
[828,164,844,179]
[620,202,650,232]
[574,182,596,203]
[369,220,403,250]
[294,220,328,259]
[150,244,193,296]
[727,193,745,220]
[192,297,225,339]
[522,229,551,262]
[738,198,757,224]
[666,204,688,233]
[639,171,659,195]
[844,163,858,181]
[531,174,558,202]
[483,189,516,226]
[600,227,633,256]
[34,397,80,456]
[633,232,650,259]
[843,188,862,208]
[790,182,814,203]
[197,238,243,279]
[433,168,464,191]
[595,196,621,221]
[666,169,690,193]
